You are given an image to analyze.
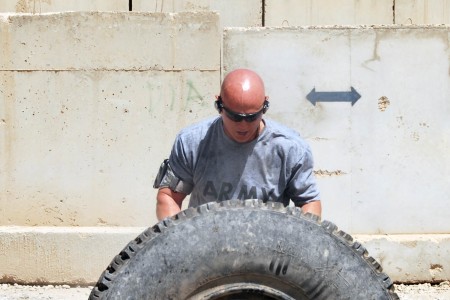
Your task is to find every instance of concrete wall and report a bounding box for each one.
[132,0,263,27]
[0,0,129,13]
[0,226,145,285]
[0,1,449,286]
[266,0,450,26]
[223,25,450,235]
[0,12,220,227]
[223,25,450,282]
[2,0,450,25]
[0,0,263,27]
[265,0,394,26]
[395,0,450,24]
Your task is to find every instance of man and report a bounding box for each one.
[154,69,322,220]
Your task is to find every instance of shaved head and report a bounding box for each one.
[220,69,266,111]
[217,69,268,143]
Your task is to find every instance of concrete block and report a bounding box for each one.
[265,0,393,26]
[348,26,450,234]
[355,234,450,283]
[0,226,145,284]
[223,25,450,234]
[132,0,262,27]
[395,0,450,24]
[0,70,219,227]
[0,11,221,227]
[0,0,128,13]
[0,227,448,285]
[210,0,262,27]
[0,12,220,71]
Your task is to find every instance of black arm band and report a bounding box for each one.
[153,159,193,194]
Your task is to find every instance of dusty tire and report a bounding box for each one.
[89,200,399,299]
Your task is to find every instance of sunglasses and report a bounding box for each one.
[215,97,269,123]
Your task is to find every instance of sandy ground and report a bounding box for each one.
[0,282,450,299]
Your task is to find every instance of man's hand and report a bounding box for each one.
[300,200,322,219]
[156,188,187,221]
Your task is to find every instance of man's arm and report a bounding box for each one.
[300,200,322,219]
[156,187,187,221]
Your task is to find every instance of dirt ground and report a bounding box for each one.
[0,282,450,299]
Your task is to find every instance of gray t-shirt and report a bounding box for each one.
[169,117,320,207]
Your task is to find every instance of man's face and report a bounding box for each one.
[220,97,265,143]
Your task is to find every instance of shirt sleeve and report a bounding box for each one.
[168,132,195,194]
[286,145,321,206]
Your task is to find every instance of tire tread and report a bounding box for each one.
[89,200,399,299]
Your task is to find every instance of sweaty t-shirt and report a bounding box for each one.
[168,117,320,208]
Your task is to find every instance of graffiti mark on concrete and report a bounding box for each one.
[146,82,175,113]
[186,80,204,106]
[147,80,205,113]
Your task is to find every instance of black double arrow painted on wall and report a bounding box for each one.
[306,87,361,106]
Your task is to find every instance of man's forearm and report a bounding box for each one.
[156,188,186,221]
[301,200,322,219]
[156,197,181,221]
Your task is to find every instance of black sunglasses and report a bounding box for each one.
[215,97,269,123]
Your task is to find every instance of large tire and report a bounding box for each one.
[89,200,399,299]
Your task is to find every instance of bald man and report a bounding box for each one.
[154,69,322,220]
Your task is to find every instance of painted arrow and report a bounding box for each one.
[306,87,361,106]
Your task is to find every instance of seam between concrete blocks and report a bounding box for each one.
[393,0,396,24]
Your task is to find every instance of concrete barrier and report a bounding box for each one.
[355,234,450,283]
[0,0,128,13]
[223,25,450,234]
[133,0,262,27]
[0,12,220,228]
[265,0,450,26]
[0,9,449,285]
[1,12,219,71]
[265,0,393,26]
[0,0,262,27]
[0,226,145,285]
[396,0,450,24]
[2,0,450,25]
[1,227,448,285]
[221,25,450,283]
